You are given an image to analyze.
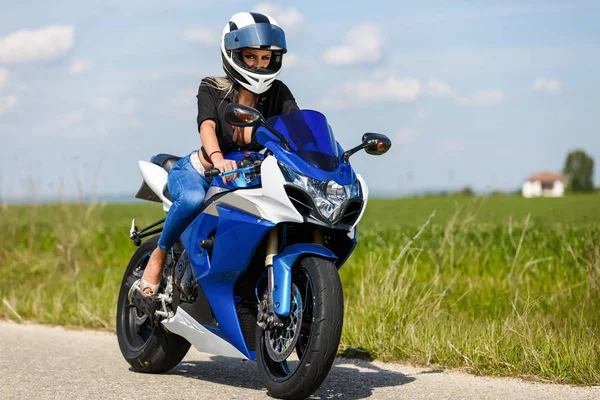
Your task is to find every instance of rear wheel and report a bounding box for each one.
[256,256,344,400]
[116,236,190,373]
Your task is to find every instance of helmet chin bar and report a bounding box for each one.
[223,51,281,95]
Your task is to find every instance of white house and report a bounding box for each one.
[521,170,567,198]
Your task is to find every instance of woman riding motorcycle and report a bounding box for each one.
[130,11,299,304]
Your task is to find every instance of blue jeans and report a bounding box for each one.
[157,154,212,251]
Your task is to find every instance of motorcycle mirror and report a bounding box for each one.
[362,133,392,156]
[224,103,264,127]
[342,133,392,163]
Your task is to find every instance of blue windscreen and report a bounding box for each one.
[266,110,339,172]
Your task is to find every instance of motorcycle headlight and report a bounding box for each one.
[280,163,359,222]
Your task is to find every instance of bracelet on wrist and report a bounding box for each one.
[209,150,224,163]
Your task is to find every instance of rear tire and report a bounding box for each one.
[256,256,344,400]
[116,236,191,373]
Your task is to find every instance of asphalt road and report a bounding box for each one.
[0,321,597,400]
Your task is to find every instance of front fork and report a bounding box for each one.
[257,228,325,329]
[257,229,280,329]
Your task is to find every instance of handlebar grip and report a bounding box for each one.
[204,169,220,178]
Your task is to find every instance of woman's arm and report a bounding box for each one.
[197,79,237,180]
[199,120,237,181]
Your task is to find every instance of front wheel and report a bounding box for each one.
[256,256,344,400]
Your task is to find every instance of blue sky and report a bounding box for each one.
[1,0,599,201]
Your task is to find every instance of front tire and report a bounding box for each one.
[256,256,344,400]
[116,236,191,373]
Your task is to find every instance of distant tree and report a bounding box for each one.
[457,186,474,196]
[563,150,595,192]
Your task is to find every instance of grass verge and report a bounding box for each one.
[1,196,599,384]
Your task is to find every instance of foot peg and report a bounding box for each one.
[130,219,142,246]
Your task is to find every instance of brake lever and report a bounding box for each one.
[204,155,263,179]
[204,165,259,178]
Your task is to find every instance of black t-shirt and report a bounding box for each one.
[196,78,299,159]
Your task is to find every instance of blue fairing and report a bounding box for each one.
[256,110,355,185]
[176,112,362,360]
[181,204,274,359]
[272,244,337,316]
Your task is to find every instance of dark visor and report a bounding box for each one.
[224,23,287,53]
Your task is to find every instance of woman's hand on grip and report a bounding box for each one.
[212,158,238,184]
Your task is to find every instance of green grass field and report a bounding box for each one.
[1,195,599,384]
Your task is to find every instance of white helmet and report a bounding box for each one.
[220,12,287,94]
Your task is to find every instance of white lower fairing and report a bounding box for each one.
[234,189,304,223]
[138,160,172,212]
[239,156,303,223]
[204,157,304,224]
[161,307,247,359]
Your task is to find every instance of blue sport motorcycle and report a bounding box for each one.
[116,104,391,399]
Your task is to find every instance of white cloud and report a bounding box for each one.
[395,128,420,145]
[42,104,141,137]
[93,96,137,115]
[400,3,588,26]
[314,96,346,110]
[128,119,142,128]
[168,90,197,108]
[45,111,85,134]
[252,4,304,32]
[344,75,421,102]
[0,96,18,116]
[183,6,304,46]
[93,97,111,109]
[87,96,140,134]
[0,68,7,88]
[532,77,562,94]
[0,25,74,64]
[322,23,382,66]
[317,74,504,111]
[317,72,421,109]
[456,89,503,107]
[119,98,137,115]
[68,60,93,75]
[436,139,465,155]
[181,27,220,45]
[41,109,123,137]
[427,78,453,97]
[284,53,300,69]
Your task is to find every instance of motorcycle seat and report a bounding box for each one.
[152,154,182,173]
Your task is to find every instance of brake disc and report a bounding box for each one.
[265,284,303,362]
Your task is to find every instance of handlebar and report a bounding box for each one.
[204,159,262,178]
[204,169,221,178]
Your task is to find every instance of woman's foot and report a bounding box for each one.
[140,247,167,297]
[127,247,168,317]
